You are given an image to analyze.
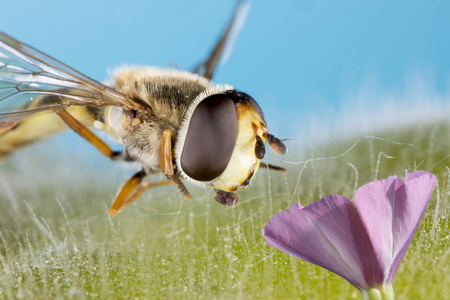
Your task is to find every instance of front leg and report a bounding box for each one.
[57,109,136,162]
[107,128,192,216]
[107,170,174,217]
[160,129,174,175]
[56,109,122,159]
[160,128,192,200]
[56,109,129,161]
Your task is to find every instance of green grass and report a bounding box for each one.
[0,122,449,299]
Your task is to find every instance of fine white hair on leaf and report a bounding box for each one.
[286,136,411,207]
[216,208,262,231]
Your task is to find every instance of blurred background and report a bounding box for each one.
[0,2,449,298]
[0,0,449,145]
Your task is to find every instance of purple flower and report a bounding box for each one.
[263,171,437,296]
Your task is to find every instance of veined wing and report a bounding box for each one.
[0,31,142,122]
[193,0,250,80]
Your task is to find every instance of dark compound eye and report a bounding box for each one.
[181,94,238,181]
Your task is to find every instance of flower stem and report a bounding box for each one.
[361,285,394,300]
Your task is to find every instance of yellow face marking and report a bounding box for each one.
[210,102,266,191]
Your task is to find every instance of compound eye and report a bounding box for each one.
[181,94,238,181]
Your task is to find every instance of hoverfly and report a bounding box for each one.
[0,2,287,216]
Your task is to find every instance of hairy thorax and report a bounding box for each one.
[104,67,213,172]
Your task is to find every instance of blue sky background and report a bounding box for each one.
[1,0,449,140]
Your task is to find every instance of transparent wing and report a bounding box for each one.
[193,0,250,80]
[0,31,142,122]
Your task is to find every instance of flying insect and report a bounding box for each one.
[0,2,287,216]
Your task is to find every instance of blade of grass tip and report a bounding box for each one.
[283,138,363,166]
[413,157,427,171]
[239,194,263,205]
[187,212,195,292]
[0,245,7,272]
[234,255,251,299]
[289,254,302,294]
[106,205,120,268]
[287,139,363,208]
[203,192,211,288]
[170,197,184,233]
[0,232,14,299]
[430,184,440,244]
[23,201,52,242]
[39,216,69,267]
[0,248,14,300]
[97,224,110,298]
[289,159,307,209]
[40,217,59,248]
[84,220,94,253]
[56,196,76,242]
[165,228,185,239]
[427,126,439,165]
[374,151,395,180]
[223,226,235,293]
[188,212,194,242]
[25,233,37,277]
[265,163,273,217]
[364,135,413,147]
[369,139,375,180]
[445,167,450,204]
[40,215,73,286]
[233,212,243,241]
[429,153,450,171]
[0,231,11,262]
[281,168,290,208]
[238,210,250,252]
[347,162,359,198]
[309,152,323,199]
[216,208,262,231]
[16,241,25,270]
[263,233,275,296]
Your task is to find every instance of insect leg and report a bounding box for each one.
[107,169,174,217]
[160,129,174,175]
[56,109,121,159]
[0,121,20,137]
[259,162,287,173]
[167,174,192,201]
[0,121,21,158]
[160,128,192,200]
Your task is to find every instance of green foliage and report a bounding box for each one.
[0,123,449,299]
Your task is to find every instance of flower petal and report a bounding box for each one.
[264,170,436,291]
[264,196,381,290]
[387,170,437,283]
[354,175,403,281]
[355,170,437,284]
